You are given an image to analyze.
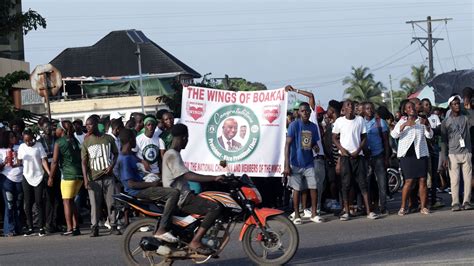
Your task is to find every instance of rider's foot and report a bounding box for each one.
[189,242,214,255]
[154,232,179,243]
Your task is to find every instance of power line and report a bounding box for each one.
[434,46,445,73]
[444,22,458,70]
[44,3,473,21]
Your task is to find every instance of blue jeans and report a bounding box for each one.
[2,178,23,235]
[368,154,387,210]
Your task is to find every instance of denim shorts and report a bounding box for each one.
[288,165,317,191]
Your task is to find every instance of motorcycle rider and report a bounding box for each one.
[161,123,224,255]
[117,128,181,243]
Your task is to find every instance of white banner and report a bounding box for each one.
[180,86,287,177]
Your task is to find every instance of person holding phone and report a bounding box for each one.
[391,101,433,216]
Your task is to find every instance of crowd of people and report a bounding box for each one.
[282,85,474,224]
[0,86,473,245]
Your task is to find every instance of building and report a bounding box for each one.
[38,29,201,121]
[0,0,32,111]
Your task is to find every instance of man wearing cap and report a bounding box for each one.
[136,116,166,176]
[441,95,474,211]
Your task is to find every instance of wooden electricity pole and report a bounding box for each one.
[406,16,452,79]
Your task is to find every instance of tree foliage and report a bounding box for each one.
[343,66,385,105]
[399,65,429,96]
[159,75,267,117]
[0,1,47,36]
[0,70,30,121]
[216,77,267,91]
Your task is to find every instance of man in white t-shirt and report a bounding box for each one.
[136,117,165,175]
[332,100,378,221]
[73,119,85,145]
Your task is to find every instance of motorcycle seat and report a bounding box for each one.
[114,193,166,206]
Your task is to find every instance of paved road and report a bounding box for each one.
[1,198,473,265]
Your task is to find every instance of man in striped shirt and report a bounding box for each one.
[81,115,121,236]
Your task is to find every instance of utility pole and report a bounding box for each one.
[389,74,394,114]
[406,16,452,79]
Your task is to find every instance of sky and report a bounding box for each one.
[22,0,473,107]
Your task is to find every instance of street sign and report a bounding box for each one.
[30,64,63,120]
[30,64,62,97]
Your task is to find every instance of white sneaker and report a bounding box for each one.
[367,212,379,220]
[289,210,303,220]
[310,215,324,223]
[302,208,312,218]
[340,213,350,221]
[104,220,111,230]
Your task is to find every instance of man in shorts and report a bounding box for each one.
[283,102,322,224]
[333,100,379,221]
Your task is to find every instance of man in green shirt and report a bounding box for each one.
[81,115,121,236]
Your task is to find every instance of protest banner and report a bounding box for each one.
[180,86,287,177]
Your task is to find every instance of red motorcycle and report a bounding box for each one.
[114,174,299,265]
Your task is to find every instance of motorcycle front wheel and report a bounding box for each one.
[242,214,299,265]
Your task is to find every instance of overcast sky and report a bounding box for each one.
[22,0,473,107]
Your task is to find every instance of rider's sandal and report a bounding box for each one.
[189,246,214,255]
[292,218,302,225]
[154,232,179,243]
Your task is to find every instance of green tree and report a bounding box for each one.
[216,77,267,91]
[343,66,385,105]
[385,89,408,114]
[0,2,47,121]
[0,1,47,36]
[159,76,267,117]
[399,65,429,96]
[0,71,29,121]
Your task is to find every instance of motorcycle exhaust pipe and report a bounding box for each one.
[139,237,172,255]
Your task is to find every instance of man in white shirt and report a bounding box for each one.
[73,119,85,145]
[136,117,165,175]
[333,100,378,221]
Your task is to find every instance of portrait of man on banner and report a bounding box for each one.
[217,117,243,151]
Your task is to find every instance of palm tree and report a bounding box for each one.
[343,66,385,105]
[399,65,430,96]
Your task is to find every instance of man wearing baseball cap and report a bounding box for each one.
[441,94,474,211]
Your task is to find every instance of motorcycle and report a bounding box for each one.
[113,174,299,265]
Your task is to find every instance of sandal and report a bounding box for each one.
[189,245,214,255]
[292,218,302,225]
[154,232,179,243]
[398,208,406,216]
[420,208,430,215]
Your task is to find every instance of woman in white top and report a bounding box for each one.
[17,130,50,236]
[391,101,433,216]
[0,131,23,236]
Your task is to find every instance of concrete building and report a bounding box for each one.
[42,29,201,121]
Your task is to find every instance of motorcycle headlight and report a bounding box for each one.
[241,187,262,205]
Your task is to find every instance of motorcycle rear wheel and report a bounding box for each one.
[387,168,402,194]
[242,214,299,265]
[122,218,169,266]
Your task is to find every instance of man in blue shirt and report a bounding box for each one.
[364,102,390,215]
[283,102,321,224]
[117,128,180,243]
